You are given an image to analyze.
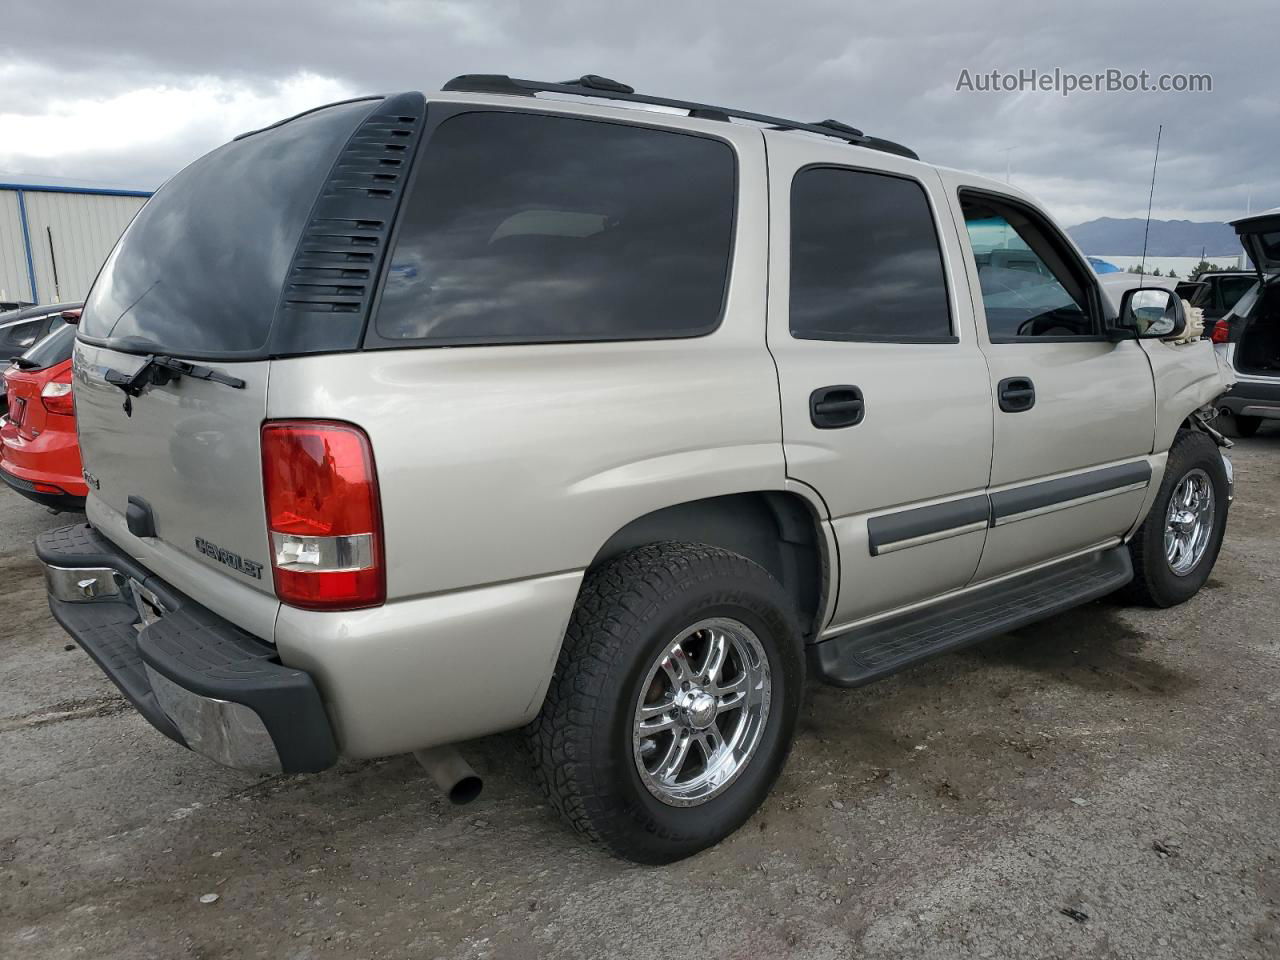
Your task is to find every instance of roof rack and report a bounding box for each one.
[441,74,919,161]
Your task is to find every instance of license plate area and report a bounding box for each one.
[10,397,26,426]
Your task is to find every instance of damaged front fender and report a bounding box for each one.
[1141,338,1236,453]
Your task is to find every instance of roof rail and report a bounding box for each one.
[441,74,919,161]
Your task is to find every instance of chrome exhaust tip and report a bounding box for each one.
[413,745,483,805]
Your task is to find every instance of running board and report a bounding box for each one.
[812,547,1133,687]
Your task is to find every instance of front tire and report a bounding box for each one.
[527,541,804,864]
[1122,430,1229,607]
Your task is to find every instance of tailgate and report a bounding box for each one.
[65,94,423,641]
[74,342,279,639]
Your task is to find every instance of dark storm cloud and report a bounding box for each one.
[2,0,1275,223]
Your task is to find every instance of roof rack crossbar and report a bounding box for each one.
[441,74,918,161]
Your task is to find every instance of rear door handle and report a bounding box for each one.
[810,385,865,428]
[997,376,1036,413]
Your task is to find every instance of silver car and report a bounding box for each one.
[38,74,1234,863]
[1213,209,1280,437]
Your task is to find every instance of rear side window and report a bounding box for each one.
[789,167,952,342]
[18,320,74,369]
[370,111,736,345]
[80,99,378,357]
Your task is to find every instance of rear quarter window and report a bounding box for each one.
[368,110,737,346]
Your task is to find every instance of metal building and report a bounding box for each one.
[0,176,152,307]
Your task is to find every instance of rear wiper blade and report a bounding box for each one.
[149,355,246,390]
[9,356,38,369]
[104,354,246,398]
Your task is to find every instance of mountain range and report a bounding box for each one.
[1066,218,1241,257]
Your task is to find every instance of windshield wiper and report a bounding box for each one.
[104,354,246,399]
[9,356,39,370]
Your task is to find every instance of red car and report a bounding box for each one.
[1,311,86,510]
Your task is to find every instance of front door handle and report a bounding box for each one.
[810,385,865,428]
[997,376,1036,413]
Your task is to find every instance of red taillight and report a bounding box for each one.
[40,372,75,417]
[261,420,385,610]
[1209,320,1229,344]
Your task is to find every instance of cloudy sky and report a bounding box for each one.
[1,0,1275,227]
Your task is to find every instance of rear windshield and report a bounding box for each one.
[1,317,48,356]
[369,110,736,345]
[80,99,377,358]
[19,320,74,369]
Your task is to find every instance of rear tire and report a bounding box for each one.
[527,541,804,864]
[1121,430,1229,607]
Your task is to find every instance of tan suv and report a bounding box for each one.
[40,74,1234,863]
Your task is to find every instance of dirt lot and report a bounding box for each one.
[2,430,1278,960]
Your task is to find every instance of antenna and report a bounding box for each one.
[1138,124,1162,281]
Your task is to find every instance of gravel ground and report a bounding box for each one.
[2,429,1278,960]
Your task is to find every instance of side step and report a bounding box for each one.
[812,547,1133,687]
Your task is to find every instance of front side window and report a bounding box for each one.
[962,195,1097,340]
[789,167,952,342]
[372,111,736,345]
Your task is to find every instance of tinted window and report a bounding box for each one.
[81,99,377,357]
[962,196,1096,339]
[1218,276,1256,312]
[789,168,951,342]
[1,318,44,355]
[1258,231,1280,261]
[18,320,74,369]
[372,111,735,344]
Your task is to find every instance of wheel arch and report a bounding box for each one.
[586,488,835,642]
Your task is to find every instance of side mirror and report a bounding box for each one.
[1117,286,1187,340]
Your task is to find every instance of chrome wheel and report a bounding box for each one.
[1164,467,1215,576]
[632,617,771,807]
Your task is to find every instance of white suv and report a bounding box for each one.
[1213,208,1280,436]
[40,74,1234,863]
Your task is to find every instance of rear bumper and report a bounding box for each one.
[1220,378,1280,419]
[0,420,88,509]
[0,462,86,510]
[36,523,337,774]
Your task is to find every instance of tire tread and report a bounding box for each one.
[1121,429,1228,607]
[526,541,797,859]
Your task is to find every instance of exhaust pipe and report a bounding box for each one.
[413,745,483,805]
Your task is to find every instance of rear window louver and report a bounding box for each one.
[273,92,426,353]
